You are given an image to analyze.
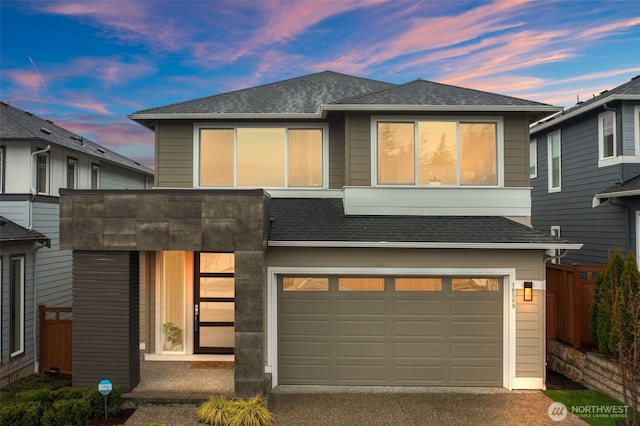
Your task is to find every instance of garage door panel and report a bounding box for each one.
[451,322,502,337]
[337,320,386,336]
[337,341,386,357]
[394,320,444,336]
[337,365,387,382]
[281,364,331,383]
[450,366,501,385]
[451,342,501,358]
[451,299,501,314]
[394,366,444,383]
[280,319,330,335]
[394,299,443,315]
[395,342,444,358]
[281,341,330,356]
[281,299,330,314]
[338,299,386,314]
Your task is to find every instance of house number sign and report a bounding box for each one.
[511,285,516,309]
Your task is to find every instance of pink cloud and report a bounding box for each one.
[3,70,43,90]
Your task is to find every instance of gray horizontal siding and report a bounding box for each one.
[531,106,637,265]
[100,162,149,189]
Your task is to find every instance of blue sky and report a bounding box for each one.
[1,0,639,167]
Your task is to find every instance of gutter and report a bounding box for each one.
[267,241,583,250]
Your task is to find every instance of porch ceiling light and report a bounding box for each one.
[523,281,533,302]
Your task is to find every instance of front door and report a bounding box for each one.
[194,252,235,354]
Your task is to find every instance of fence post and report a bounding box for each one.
[39,304,46,371]
[572,264,581,349]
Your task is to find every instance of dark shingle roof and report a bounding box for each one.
[269,198,575,247]
[333,79,553,107]
[531,75,640,132]
[0,102,153,176]
[129,70,560,126]
[595,175,640,201]
[0,216,49,244]
[132,71,395,115]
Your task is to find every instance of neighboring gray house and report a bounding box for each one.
[530,75,640,265]
[60,71,579,395]
[0,102,154,384]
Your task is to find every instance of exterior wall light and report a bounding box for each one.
[523,281,533,302]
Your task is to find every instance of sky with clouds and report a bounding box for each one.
[1,0,639,168]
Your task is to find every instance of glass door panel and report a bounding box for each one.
[161,251,186,353]
[194,252,235,354]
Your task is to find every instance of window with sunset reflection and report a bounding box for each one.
[199,126,324,187]
[376,118,498,186]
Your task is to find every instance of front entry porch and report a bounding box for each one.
[123,355,234,406]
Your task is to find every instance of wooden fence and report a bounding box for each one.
[546,264,605,350]
[39,305,72,375]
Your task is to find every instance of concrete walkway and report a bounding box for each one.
[124,388,587,425]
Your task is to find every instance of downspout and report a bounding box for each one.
[29,145,51,230]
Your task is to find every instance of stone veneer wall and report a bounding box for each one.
[60,189,269,397]
[548,339,638,403]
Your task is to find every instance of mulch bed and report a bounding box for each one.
[545,367,586,390]
[88,409,136,425]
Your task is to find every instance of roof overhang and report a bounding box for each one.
[268,241,583,250]
[531,94,639,133]
[592,189,640,207]
[129,104,563,127]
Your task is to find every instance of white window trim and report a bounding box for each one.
[36,152,50,195]
[598,110,617,167]
[547,130,561,193]
[10,255,25,358]
[548,226,561,264]
[91,163,101,189]
[193,123,329,189]
[267,266,523,390]
[67,157,78,189]
[370,115,505,187]
[529,139,537,179]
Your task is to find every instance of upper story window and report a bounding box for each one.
[529,139,537,179]
[598,111,616,161]
[91,163,100,189]
[36,151,49,194]
[67,157,78,189]
[197,125,326,188]
[548,130,561,192]
[373,117,501,186]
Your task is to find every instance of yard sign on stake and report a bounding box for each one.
[98,379,113,421]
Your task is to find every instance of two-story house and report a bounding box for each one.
[530,75,640,265]
[0,102,154,384]
[59,71,580,396]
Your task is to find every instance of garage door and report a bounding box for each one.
[278,276,503,386]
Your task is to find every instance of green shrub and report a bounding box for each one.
[51,386,87,401]
[198,395,273,426]
[41,398,90,426]
[83,386,122,418]
[13,388,54,408]
[590,251,623,353]
[0,401,45,426]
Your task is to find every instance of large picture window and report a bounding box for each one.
[375,118,499,186]
[199,126,325,188]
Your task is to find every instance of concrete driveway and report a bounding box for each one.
[124,388,586,425]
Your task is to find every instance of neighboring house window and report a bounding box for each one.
[598,111,616,161]
[374,118,500,186]
[36,151,49,194]
[10,255,25,357]
[635,106,640,155]
[198,126,326,188]
[529,139,537,179]
[549,226,561,264]
[0,145,5,192]
[91,163,100,189]
[67,157,78,189]
[547,131,561,192]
